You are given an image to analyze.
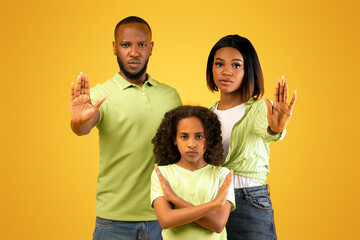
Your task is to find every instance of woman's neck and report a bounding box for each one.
[218,92,246,110]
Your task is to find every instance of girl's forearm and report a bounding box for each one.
[170,194,230,233]
[154,197,221,230]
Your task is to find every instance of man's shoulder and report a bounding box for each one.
[150,78,178,92]
[91,77,115,89]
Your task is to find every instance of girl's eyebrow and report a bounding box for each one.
[179,132,204,134]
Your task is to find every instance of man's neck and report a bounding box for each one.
[119,72,147,87]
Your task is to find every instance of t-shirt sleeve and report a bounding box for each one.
[219,167,236,211]
[150,169,164,208]
[253,100,286,143]
[174,90,182,107]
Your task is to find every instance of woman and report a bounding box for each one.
[206,34,296,240]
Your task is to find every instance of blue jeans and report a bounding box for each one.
[93,217,162,240]
[226,185,277,240]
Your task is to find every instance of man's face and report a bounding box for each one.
[113,23,153,82]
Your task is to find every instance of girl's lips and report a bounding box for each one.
[186,151,197,156]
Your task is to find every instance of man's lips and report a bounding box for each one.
[127,60,141,68]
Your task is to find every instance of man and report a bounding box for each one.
[70,16,182,239]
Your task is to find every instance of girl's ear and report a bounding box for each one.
[173,137,177,145]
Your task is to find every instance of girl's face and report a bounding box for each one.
[212,47,245,94]
[174,117,207,170]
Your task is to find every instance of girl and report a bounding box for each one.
[151,106,235,240]
[206,35,296,239]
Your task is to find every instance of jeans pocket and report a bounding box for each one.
[95,217,119,228]
[247,196,273,210]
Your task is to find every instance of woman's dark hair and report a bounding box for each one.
[206,34,264,102]
[152,106,223,166]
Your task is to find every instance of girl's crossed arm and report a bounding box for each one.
[154,165,233,233]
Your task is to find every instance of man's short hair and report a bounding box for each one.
[114,16,152,40]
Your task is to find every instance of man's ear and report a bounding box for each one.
[113,41,117,55]
[149,41,154,56]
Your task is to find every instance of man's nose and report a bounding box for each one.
[129,46,140,57]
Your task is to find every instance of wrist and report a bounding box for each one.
[169,193,181,204]
[267,126,281,135]
[211,198,222,209]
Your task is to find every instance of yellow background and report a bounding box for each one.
[1,0,359,239]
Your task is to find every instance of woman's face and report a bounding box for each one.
[212,47,245,94]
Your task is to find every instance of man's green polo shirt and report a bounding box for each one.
[90,72,182,221]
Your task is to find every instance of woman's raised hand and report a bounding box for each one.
[264,76,297,134]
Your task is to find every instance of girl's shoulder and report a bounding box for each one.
[207,165,230,175]
[157,164,177,172]
[206,165,231,183]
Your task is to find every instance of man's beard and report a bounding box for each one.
[117,56,149,80]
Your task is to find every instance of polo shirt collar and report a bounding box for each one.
[112,72,157,90]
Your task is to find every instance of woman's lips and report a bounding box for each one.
[219,79,232,84]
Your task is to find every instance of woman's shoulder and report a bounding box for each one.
[246,97,267,114]
[209,101,220,111]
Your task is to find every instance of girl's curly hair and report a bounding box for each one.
[152,105,223,166]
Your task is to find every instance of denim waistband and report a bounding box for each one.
[234,184,270,198]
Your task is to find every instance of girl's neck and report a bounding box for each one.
[218,91,246,110]
[176,159,208,172]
